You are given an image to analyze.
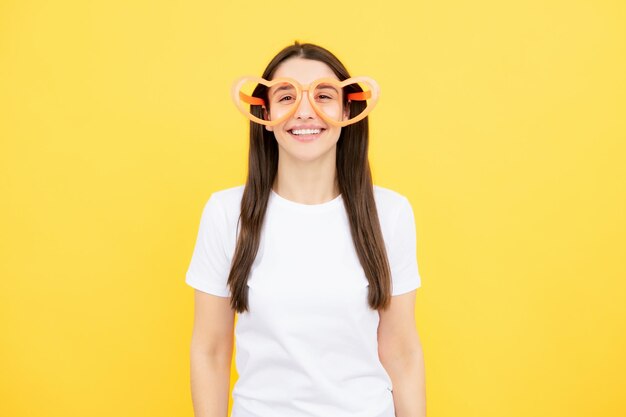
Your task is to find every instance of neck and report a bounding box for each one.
[273,146,340,205]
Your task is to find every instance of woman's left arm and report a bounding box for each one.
[378,289,426,417]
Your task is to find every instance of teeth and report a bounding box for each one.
[291,128,321,135]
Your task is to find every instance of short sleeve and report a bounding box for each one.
[185,194,232,297]
[388,197,422,296]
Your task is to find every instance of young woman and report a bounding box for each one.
[186,42,426,417]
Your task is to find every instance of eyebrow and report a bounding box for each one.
[316,85,339,93]
[270,84,296,97]
[270,83,341,97]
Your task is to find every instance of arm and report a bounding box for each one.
[190,289,236,417]
[378,290,426,417]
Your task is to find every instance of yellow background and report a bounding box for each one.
[1,0,625,416]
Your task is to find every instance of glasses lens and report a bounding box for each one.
[267,81,298,108]
[233,78,267,121]
[311,82,344,122]
[341,79,377,125]
[309,79,378,126]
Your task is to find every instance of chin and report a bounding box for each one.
[279,144,334,162]
[275,134,338,158]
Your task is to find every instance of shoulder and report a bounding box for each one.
[197,184,245,252]
[207,184,245,212]
[199,184,244,231]
[373,184,408,202]
[373,184,410,220]
[372,185,416,244]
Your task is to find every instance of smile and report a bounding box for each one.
[288,128,325,141]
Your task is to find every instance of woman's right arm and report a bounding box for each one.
[189,289,236,417]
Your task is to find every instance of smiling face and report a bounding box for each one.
[265,57,348,162]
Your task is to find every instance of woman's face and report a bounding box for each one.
[265,57,348,163]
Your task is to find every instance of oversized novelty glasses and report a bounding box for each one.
[231,76,380,127]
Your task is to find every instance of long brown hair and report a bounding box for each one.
[228,41,392,313]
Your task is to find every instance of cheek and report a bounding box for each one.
[269,105,291,121]
[320,102,344,118]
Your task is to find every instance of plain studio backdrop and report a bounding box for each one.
[0,0,624,416]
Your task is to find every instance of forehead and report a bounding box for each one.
[271,57,338,85]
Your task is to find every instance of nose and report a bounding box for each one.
[295,91,315,119]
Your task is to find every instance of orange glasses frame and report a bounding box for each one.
[231,76,380,127]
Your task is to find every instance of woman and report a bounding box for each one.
[186,42,426,417]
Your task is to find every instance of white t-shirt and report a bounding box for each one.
[186,184,422,417]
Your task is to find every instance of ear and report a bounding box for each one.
[343,101,351,121]
[264,108,273,132]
